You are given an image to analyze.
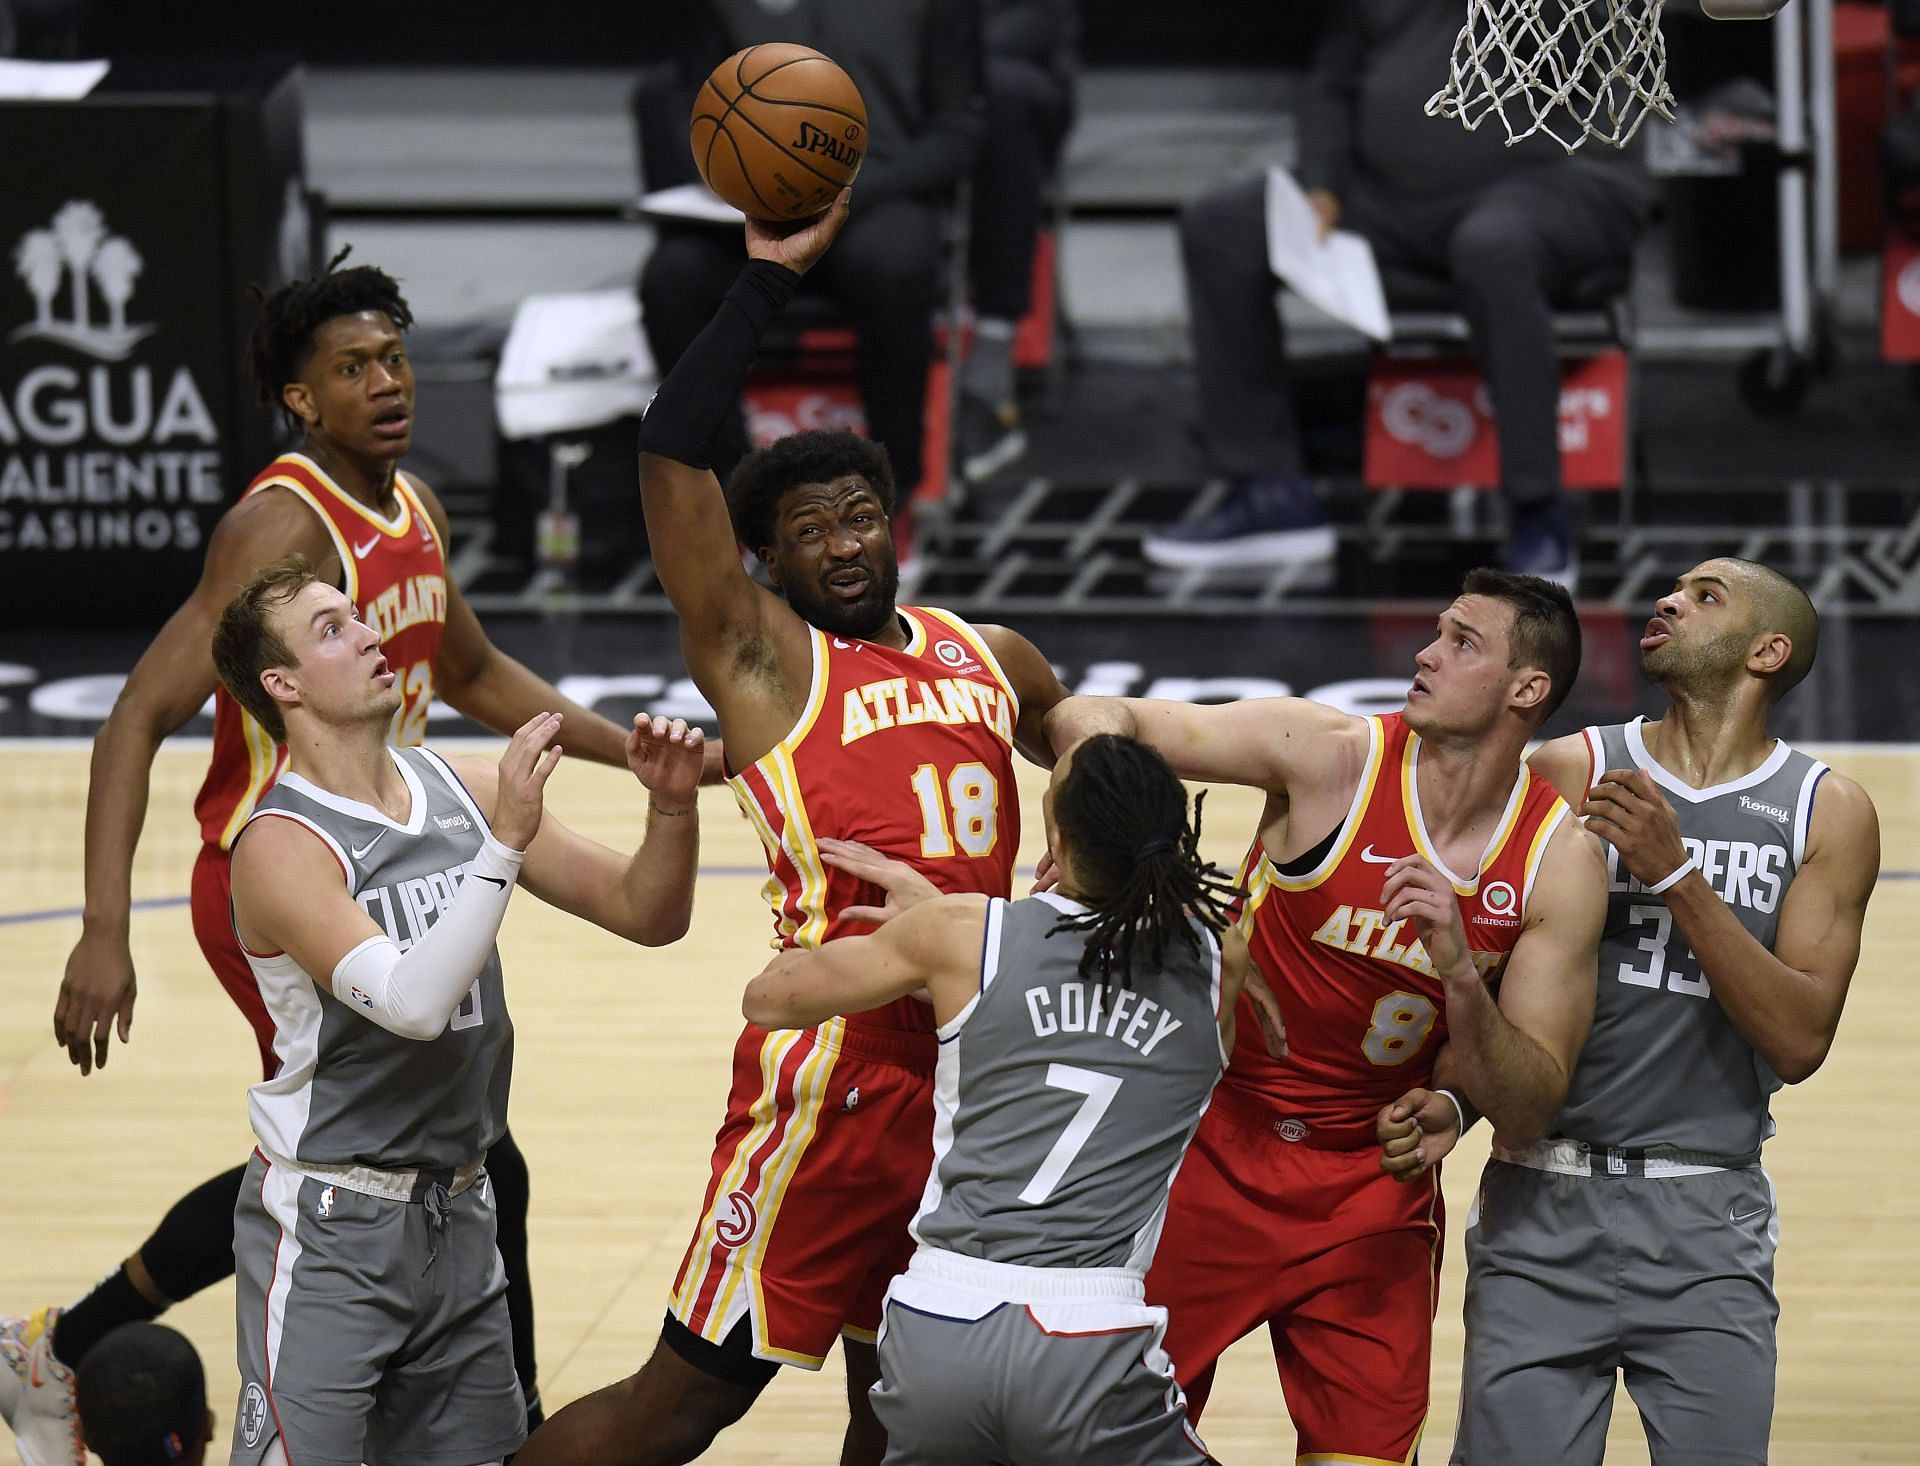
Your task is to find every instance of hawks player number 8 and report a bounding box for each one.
[1363,990,1438,1066]
[910,762,999,858]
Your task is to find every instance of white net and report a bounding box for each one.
[1426,0,1676,153]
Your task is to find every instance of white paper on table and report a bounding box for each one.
[638,183,746,226]
[0,58,109,99]
[1264,166,1392,343]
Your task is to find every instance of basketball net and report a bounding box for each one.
[1426,0,1675,153]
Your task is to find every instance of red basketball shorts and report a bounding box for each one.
[189,843,279,1081]
[671,1016,937,1368]
[1147,1084,1443,1465]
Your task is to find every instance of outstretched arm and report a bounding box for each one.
[1044,693,1358,795]
[636,194,852,719]
[979,624,1070,767]
[450,715,704,947]
[55,489,333,1073]
[1583,766,1879,1083]
[743,895,991,1030]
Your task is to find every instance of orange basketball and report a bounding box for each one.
[690,43,868,221]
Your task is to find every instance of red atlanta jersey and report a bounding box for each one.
[194,453,448,850]
[729,606,1022,1035]
[1226,712,1569,1146]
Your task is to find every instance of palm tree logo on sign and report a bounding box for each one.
[10,201,155,362]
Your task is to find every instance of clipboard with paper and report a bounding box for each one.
[1263,167,1392,343]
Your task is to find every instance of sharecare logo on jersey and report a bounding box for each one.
[715,1190,758,1248]
[932,638,979,672]
[840,675,1013,748]
[1275,1118,1310,1143]
[1738,795,1791,824]
[1481,880,1518,917]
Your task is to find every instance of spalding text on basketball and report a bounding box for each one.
[792,121,863,170]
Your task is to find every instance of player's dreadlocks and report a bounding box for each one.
[1046,734,1245,989]
[246,246,414,427]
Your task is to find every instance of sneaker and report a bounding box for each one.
[0,1309,84,1466]
[1142,477,1336,571]
[957,395,1028,485]
[1508,500,1579,593]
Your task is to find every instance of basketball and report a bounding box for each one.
[689,43,868,221]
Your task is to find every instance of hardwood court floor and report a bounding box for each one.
[2,744,1914,1464]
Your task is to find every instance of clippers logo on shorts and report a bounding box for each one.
[715,1190,758,1248]
[240,1382,269,1447]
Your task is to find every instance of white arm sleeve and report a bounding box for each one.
[329,835,525,1041]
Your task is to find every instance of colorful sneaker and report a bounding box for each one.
[1142,477,1336,570]
[0,1309,84,1466]
[1508,500,1579,592]
[957,395,1028,485]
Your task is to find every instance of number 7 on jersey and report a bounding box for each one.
[1019,1063,1124,1205]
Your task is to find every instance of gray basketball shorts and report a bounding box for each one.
[231,1149,526,1466]
[1453,1157,1780,1466]
[870,1248,1215,1466]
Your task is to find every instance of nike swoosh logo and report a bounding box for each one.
[472,874,507,889]
[1358,845,1399,864]
[353,534,381,559]
[350,832,385,860]
[1728,1205,1768,1225]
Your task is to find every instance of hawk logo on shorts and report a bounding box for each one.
[1275,1117,1310,1143]
[715,1189,758,1248]
[241,1381,270,1447]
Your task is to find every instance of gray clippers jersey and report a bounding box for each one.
[1555,719,1828,1156]
[239,745,513,1171]
[910,893,1228,1272]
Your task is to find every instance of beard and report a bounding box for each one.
[784,557,902,640]
[1643,625,1747,690]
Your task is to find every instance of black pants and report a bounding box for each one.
[640,196,943,492]
[1181,166,1646,506]
[969,57,1073,322]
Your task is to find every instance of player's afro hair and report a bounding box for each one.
[246,246,414,422]
[724,429,895,551]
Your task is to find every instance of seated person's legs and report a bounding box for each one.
[809,197,943,498]
[1142,173,1334,572]
[1443,166,1645,581]
[640,226,757,485]
[959,55,1075,483]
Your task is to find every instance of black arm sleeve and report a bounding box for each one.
[1297,4,1365,200]
[636,260,801,470]
[856,0,986,201]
